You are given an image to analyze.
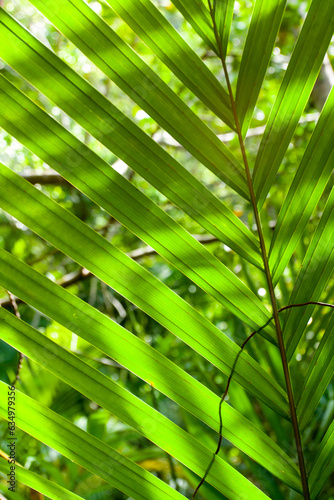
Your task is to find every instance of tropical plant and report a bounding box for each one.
[0,0,333,499]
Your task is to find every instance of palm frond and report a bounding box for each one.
[0,0,333,497]
[253,0,334,208]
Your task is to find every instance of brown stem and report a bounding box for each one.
[205,2,310,498]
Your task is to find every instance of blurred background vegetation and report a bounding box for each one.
[0,0,333,498]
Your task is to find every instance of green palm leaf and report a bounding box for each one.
[297,314,334,431]
[0,381,183,500]
[252,0,334,208]
[0,458,84,500]
[0,75,268,317]
[0,249,300,488]
[211,0,234,58]
[29,0,247,195]
[0,12,262,268]
[269,86,334,285]
[236,0,287,136]
[284,186,334,359]
[309,420,334,499]
[0,163,287,412]
[169,0,217,53]
[1,307,299,497]
[98,0,234,124]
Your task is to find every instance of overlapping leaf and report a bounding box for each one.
[0,74,275,338]
[170,0,217,53]
[29,0,248,196]
[0,92,276,356]
[236,0,287,136]
[252,0,334,208]
[284,186,334,360]
[0,248,300,488]
[309,420,334,499]
[0,381,183,500]
[1,307,292,498]
[0,9,262,268]
[269,86,334,284]
[212,0,234,58]
[297,314,334,431]
[104,0,234,124]
[0,164,287,414]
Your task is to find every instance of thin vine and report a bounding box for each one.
[192,301,334,499]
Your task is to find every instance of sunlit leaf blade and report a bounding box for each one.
[0,80,274,341]
[0,249,300,487]
[104,0,234,125]
[28,0,249,196]
[297,314,334,431]
[0,458,83,500]
[0,166,288,415]
[269,86,334,285]
[170,0,217,53]
[212,0,234,58]
[0,308,278,499]
[0,74,271,335]
[309,420,334,499]
[236,0,287,136]
[0,11,262,268]
[0,382,183,500]
[284,186,334,360]
[252,0,334,208]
